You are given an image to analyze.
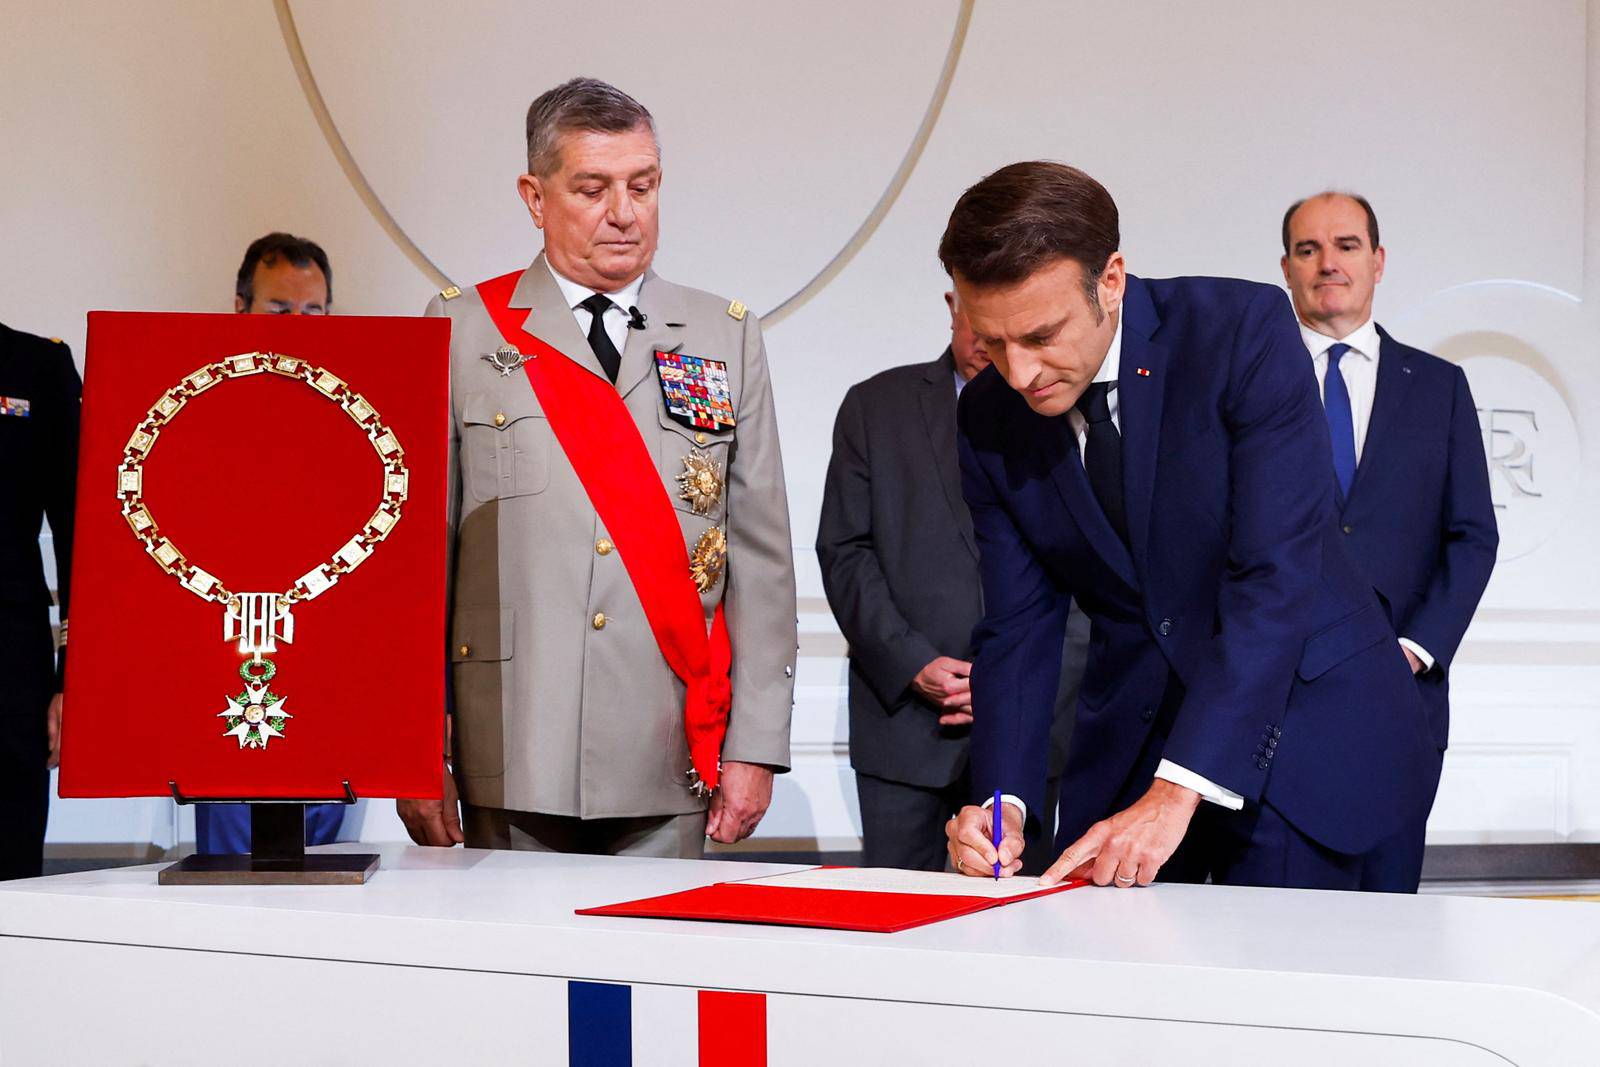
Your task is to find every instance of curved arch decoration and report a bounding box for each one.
[272,0,453,290]
[274,0,973,322]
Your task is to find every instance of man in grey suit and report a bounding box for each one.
[398,78,796,858]
[818,294,1087,871]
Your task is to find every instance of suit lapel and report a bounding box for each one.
[917,350,978,561]
[1117,282,1167,582]
[1347,327,1412,504]
[618,270,688,399]
[509,255,612,384]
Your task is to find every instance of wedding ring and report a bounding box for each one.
[956,856,967,874]
[1115,874,1136,885]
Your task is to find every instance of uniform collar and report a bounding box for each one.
[545,258,646,313]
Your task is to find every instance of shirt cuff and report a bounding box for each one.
[982,793,1028,826]
[1398,638,1436,674]
[1155,759,1244,811]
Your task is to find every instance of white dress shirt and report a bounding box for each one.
[987,312,1244,827]
[1300,317,1435,672]
[1063,311,1122,451]
[1302,318,1381,464]
[546,259,646,363]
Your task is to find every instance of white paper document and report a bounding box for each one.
[739,866,1052,899]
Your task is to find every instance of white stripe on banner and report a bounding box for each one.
[542,975,571,1059]
[630,982,698,1065]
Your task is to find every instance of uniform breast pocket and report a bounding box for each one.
[0,414,35,465]
[461,392,551,503]
[658,411,733,519]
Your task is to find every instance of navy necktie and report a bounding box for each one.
[1074,382,1129,545]
[1323,342,1357,497]
[579,294,621,383]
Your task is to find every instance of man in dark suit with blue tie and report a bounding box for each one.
[1281,192,1497,892]
[942,162,1437,891]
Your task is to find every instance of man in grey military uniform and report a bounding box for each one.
[398,77,796,858]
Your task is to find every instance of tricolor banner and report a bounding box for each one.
[568,981,766,1066]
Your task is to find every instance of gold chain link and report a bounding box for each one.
[116,351,409,611]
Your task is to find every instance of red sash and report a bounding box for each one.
[476,271,732,793]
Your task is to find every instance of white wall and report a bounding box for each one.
[5,0,1597,851]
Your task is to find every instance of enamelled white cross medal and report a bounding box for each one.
[117,352,409,749]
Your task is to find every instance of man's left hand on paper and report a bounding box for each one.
[1041,779,1200,888]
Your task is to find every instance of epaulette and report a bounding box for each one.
[726,299,747,321]
[440,285,462,301]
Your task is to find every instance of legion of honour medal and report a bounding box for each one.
[690,526,727,595]
[117,352,408,749]
[676,449,724,515]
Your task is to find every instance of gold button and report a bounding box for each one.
[493,412,507,427]
[592,612,608,630]
[595,538,614,556]
[458,644,471,657]
[694,432,708,445]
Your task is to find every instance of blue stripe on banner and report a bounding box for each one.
[568,981,632,1067]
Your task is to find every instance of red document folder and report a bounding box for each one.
[577,870,1087,933]
[59,312,449,800]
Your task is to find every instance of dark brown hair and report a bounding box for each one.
[1281,192,1380,254]
[938,161,1120,305]
[235,232,332,307]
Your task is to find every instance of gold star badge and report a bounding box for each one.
[690,527,727,594]
[676,449,724,515]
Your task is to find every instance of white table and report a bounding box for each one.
[2,844,1598,1065]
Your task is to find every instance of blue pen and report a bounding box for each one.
[991,789,1003,879]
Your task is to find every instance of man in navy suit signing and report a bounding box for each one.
[1281,192,1497,891]
[943,162,1437,890]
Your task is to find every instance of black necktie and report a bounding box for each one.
[1075,382,1128,544]
[579,293,621,383]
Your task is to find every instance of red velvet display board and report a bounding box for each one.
[58,312,450,800]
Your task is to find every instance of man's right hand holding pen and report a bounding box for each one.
[947,802,1024,878]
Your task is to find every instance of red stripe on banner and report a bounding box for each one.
[698,990,766,1066]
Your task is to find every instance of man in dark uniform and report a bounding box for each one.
[0,322,79,880]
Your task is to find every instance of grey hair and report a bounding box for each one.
[525,77,658,176]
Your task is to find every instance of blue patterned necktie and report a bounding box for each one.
[1323,342,1357,497]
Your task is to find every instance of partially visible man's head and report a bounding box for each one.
[1280,192,1384,337]
[519,77,661,292]
[234,232,332,315]
[939,162,1125,416]
[943,291,988,382]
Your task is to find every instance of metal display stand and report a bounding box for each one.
[158,780,379,885]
